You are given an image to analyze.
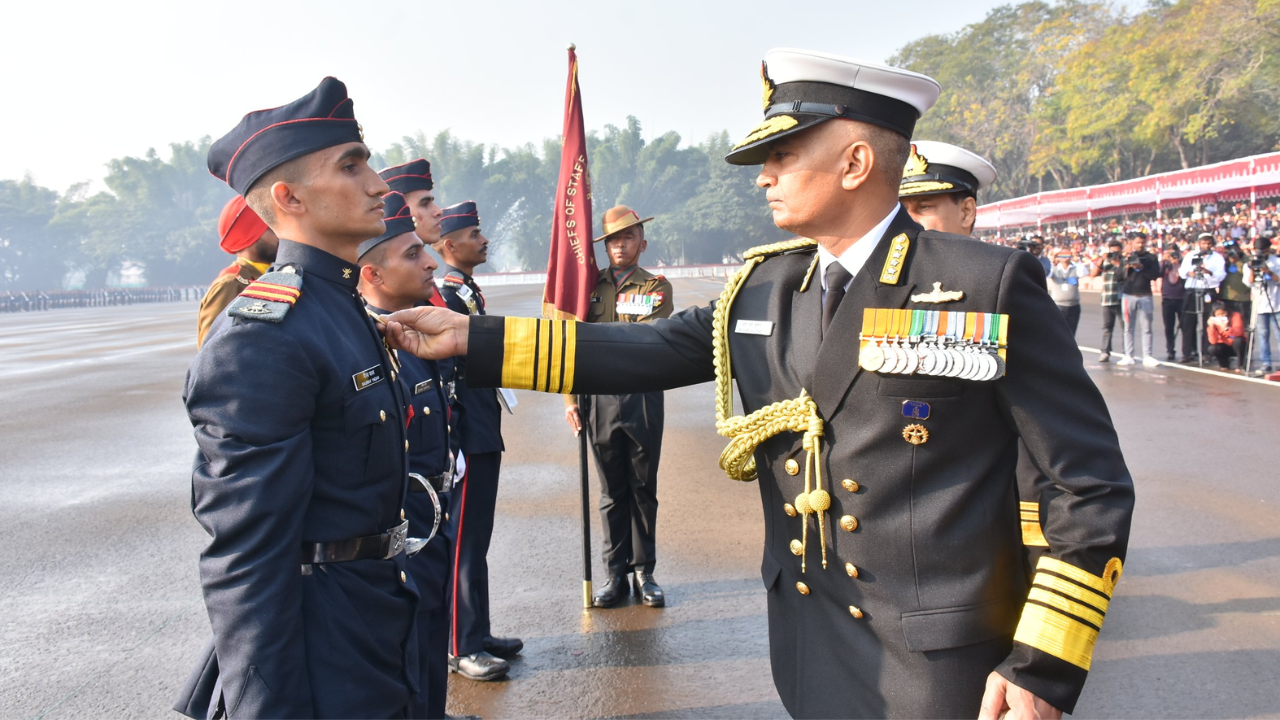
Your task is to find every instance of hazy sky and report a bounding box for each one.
[1,0,1109,192]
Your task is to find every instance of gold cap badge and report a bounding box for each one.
[903,144,929,178]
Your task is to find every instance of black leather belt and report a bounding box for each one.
[300,520,408,564]
[410,472,449,493]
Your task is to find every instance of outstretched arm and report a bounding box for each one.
[381,306,470,359]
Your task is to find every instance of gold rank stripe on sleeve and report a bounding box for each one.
[1013,556,1124,670]
[1020,501,1048,547]
[500,317,576,394]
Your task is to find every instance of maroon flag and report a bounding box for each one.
[543,45,597,321]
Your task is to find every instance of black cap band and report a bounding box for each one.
[768,81,920,138]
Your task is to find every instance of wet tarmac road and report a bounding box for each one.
[0,282,1277,719]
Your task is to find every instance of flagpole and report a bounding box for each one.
[578,411,593,609]
[567,41,594,610]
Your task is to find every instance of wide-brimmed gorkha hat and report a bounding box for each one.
[594,205,653,243]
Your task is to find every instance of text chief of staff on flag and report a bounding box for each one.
[380,48,1134,720]
[540,43,601,610]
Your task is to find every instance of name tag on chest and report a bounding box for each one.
[414,379,436,395]
[352,365,385,392]
[735,319,774,336]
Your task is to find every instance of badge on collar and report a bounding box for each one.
[352,365,385,392]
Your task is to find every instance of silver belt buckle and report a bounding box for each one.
[385,520,409,559]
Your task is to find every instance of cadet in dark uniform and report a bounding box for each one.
[385,49,1135,720]
[357,190,458,718]
[174,77,420,719]
[434,201,522,681]
[897,142,1053,570]
[379,159,445,260]
[195,196,278,348]
[564,205,674,608]
[375,162,462,716]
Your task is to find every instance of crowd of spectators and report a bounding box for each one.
[980,200,1280,376]
[0,286,204,313]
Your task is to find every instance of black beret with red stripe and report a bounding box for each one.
[440,201,480,236]
[209,77,364,195]
[378,159,433,194]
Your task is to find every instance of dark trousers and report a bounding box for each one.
[407,495,454,719]
[1182,289,1220,357]
[1162,297,1186,357]
[447,451,501,657]
[1100,305,1120,353]
[1057,304,1080,336]
[587,392,663,575]
[1208,340,1246,368]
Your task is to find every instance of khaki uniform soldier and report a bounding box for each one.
[195,195,278,347]
[384,49,1134,720]
[565,206,675,608]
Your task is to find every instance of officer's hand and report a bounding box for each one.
[565,404,582,436]
[382,307,470,359]
[978,672,1060,720]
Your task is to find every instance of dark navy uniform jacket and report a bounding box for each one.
[183,239,419,719]
[464,208,1134,718]
[438,263,503,454]
[370,303,459,610]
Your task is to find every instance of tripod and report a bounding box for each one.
[1245,271,1278,376]
[1188,268,1211,369]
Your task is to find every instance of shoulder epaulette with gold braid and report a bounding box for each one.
[712,238,831,568]
[227,266,303,323]
[742,236,817,260]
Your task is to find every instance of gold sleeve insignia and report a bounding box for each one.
[1014,556,1124,670]
[500,317,576,394]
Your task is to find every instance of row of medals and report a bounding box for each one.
[859,336,1005,381]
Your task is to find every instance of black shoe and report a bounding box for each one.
[1167,351,1176,361]
[592,574,629,608]
[448,652,509,681]
[633,570,665,607]
[483,635,524,659]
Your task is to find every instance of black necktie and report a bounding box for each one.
[822,262,854,335]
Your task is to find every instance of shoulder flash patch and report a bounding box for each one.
[743,237,818,260]
[227,266,303,323]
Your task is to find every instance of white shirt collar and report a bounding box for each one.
[817,204,903,292]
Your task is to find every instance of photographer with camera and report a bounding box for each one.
[1178,232,1228,363]
[1117,231,1161,366]
[1220,239,1253,324]
[1021,235,1051,275]
[1160,245,1187,360]
[1090,238,1126,362]
[1047,248,1089,335]
[1243,236,1280,374]
[1205,302,1247,370]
